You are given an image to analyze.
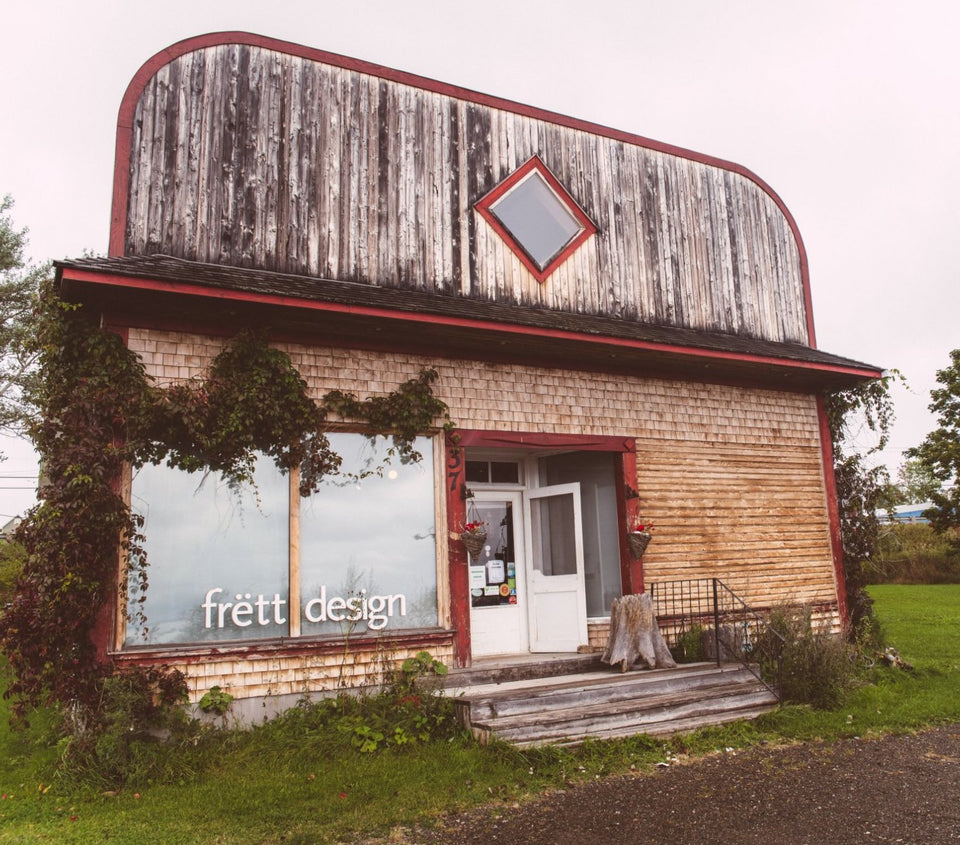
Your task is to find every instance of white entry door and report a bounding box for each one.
[524,483,588,652]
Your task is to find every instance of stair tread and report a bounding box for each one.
[448,662,751,701]
[470,683,777,733]
[488,696,778,744]
[516,705,778,748]
[456,668,766,720]
[452,659,780,747]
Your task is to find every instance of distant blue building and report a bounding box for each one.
[878,503,933,524]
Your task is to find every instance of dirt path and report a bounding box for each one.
[405,725,960,844]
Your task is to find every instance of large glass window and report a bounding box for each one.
[299,434,438,636]
[126,434,438,647]
[127,455,289,646]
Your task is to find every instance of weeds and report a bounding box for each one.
[279,651,457,755]
[197,685,233,716]
[54,667,206,790]
[764,604,859,709]
[869,523,960,584]
[670,625,705,663]
[1,589,957,842]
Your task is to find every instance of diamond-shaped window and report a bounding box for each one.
[476,157,596,283]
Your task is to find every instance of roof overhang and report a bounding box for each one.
[56,256,882,392]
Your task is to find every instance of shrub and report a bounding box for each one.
[56,667,200,789]
[868,523,960,584]
[670,625,705,663]
[764,604,857,709]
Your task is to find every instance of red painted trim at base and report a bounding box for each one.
[817,394,848,625]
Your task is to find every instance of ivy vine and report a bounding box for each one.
[824,373,901,637]
[0,282,451,717]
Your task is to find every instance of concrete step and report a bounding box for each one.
[451,662,778,747]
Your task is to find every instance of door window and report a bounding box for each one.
[539,452,622,617]
[468,501,518,608]
[529,493,578,576]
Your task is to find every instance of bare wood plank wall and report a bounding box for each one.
[125,44,809,345]
[634,440,837,609]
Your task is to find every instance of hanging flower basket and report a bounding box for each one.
[627,530,652,557]
[461,522,487,558]
[627,517,654,557]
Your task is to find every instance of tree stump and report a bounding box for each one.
[602,593,677,672]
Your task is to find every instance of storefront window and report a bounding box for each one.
[126,455,289,645]
[125,434,439,647]
[299,434,438,635]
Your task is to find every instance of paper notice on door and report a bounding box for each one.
[485,559,505,584]
[469,566,487,589]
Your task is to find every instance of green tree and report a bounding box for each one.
[825,372,900,636]
[894,457,942,505]
[0,536,27,606]
[0,195,48,437]
[906,349,960,537]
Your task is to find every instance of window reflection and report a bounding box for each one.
[125,434,440,648]
[299,435,438,635]
[127,456,289,645]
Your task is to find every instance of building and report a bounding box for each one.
[878,503,933,524]
[54,32,881,710]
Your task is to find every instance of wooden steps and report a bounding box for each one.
[447,661,778,748]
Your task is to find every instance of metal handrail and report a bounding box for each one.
[649,578,784,703]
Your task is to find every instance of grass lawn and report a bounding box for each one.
[1,584,959,843]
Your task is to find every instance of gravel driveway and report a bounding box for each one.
[406,725,960,844]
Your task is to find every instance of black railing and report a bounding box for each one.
[649,578,784,703]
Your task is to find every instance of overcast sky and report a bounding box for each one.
[1,0,957,518]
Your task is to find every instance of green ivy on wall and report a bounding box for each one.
[0,283,451,718]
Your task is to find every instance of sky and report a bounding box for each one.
[1,0,957,518]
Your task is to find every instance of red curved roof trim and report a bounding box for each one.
[109,31,818,345]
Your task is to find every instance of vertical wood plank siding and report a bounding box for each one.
[125,45,808,345]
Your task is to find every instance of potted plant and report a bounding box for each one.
[627,517,654,557]
[460,521,487,557]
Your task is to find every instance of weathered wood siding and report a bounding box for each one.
[130,328,839,632]
[634,440,837,610]
[123,43,809,344]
